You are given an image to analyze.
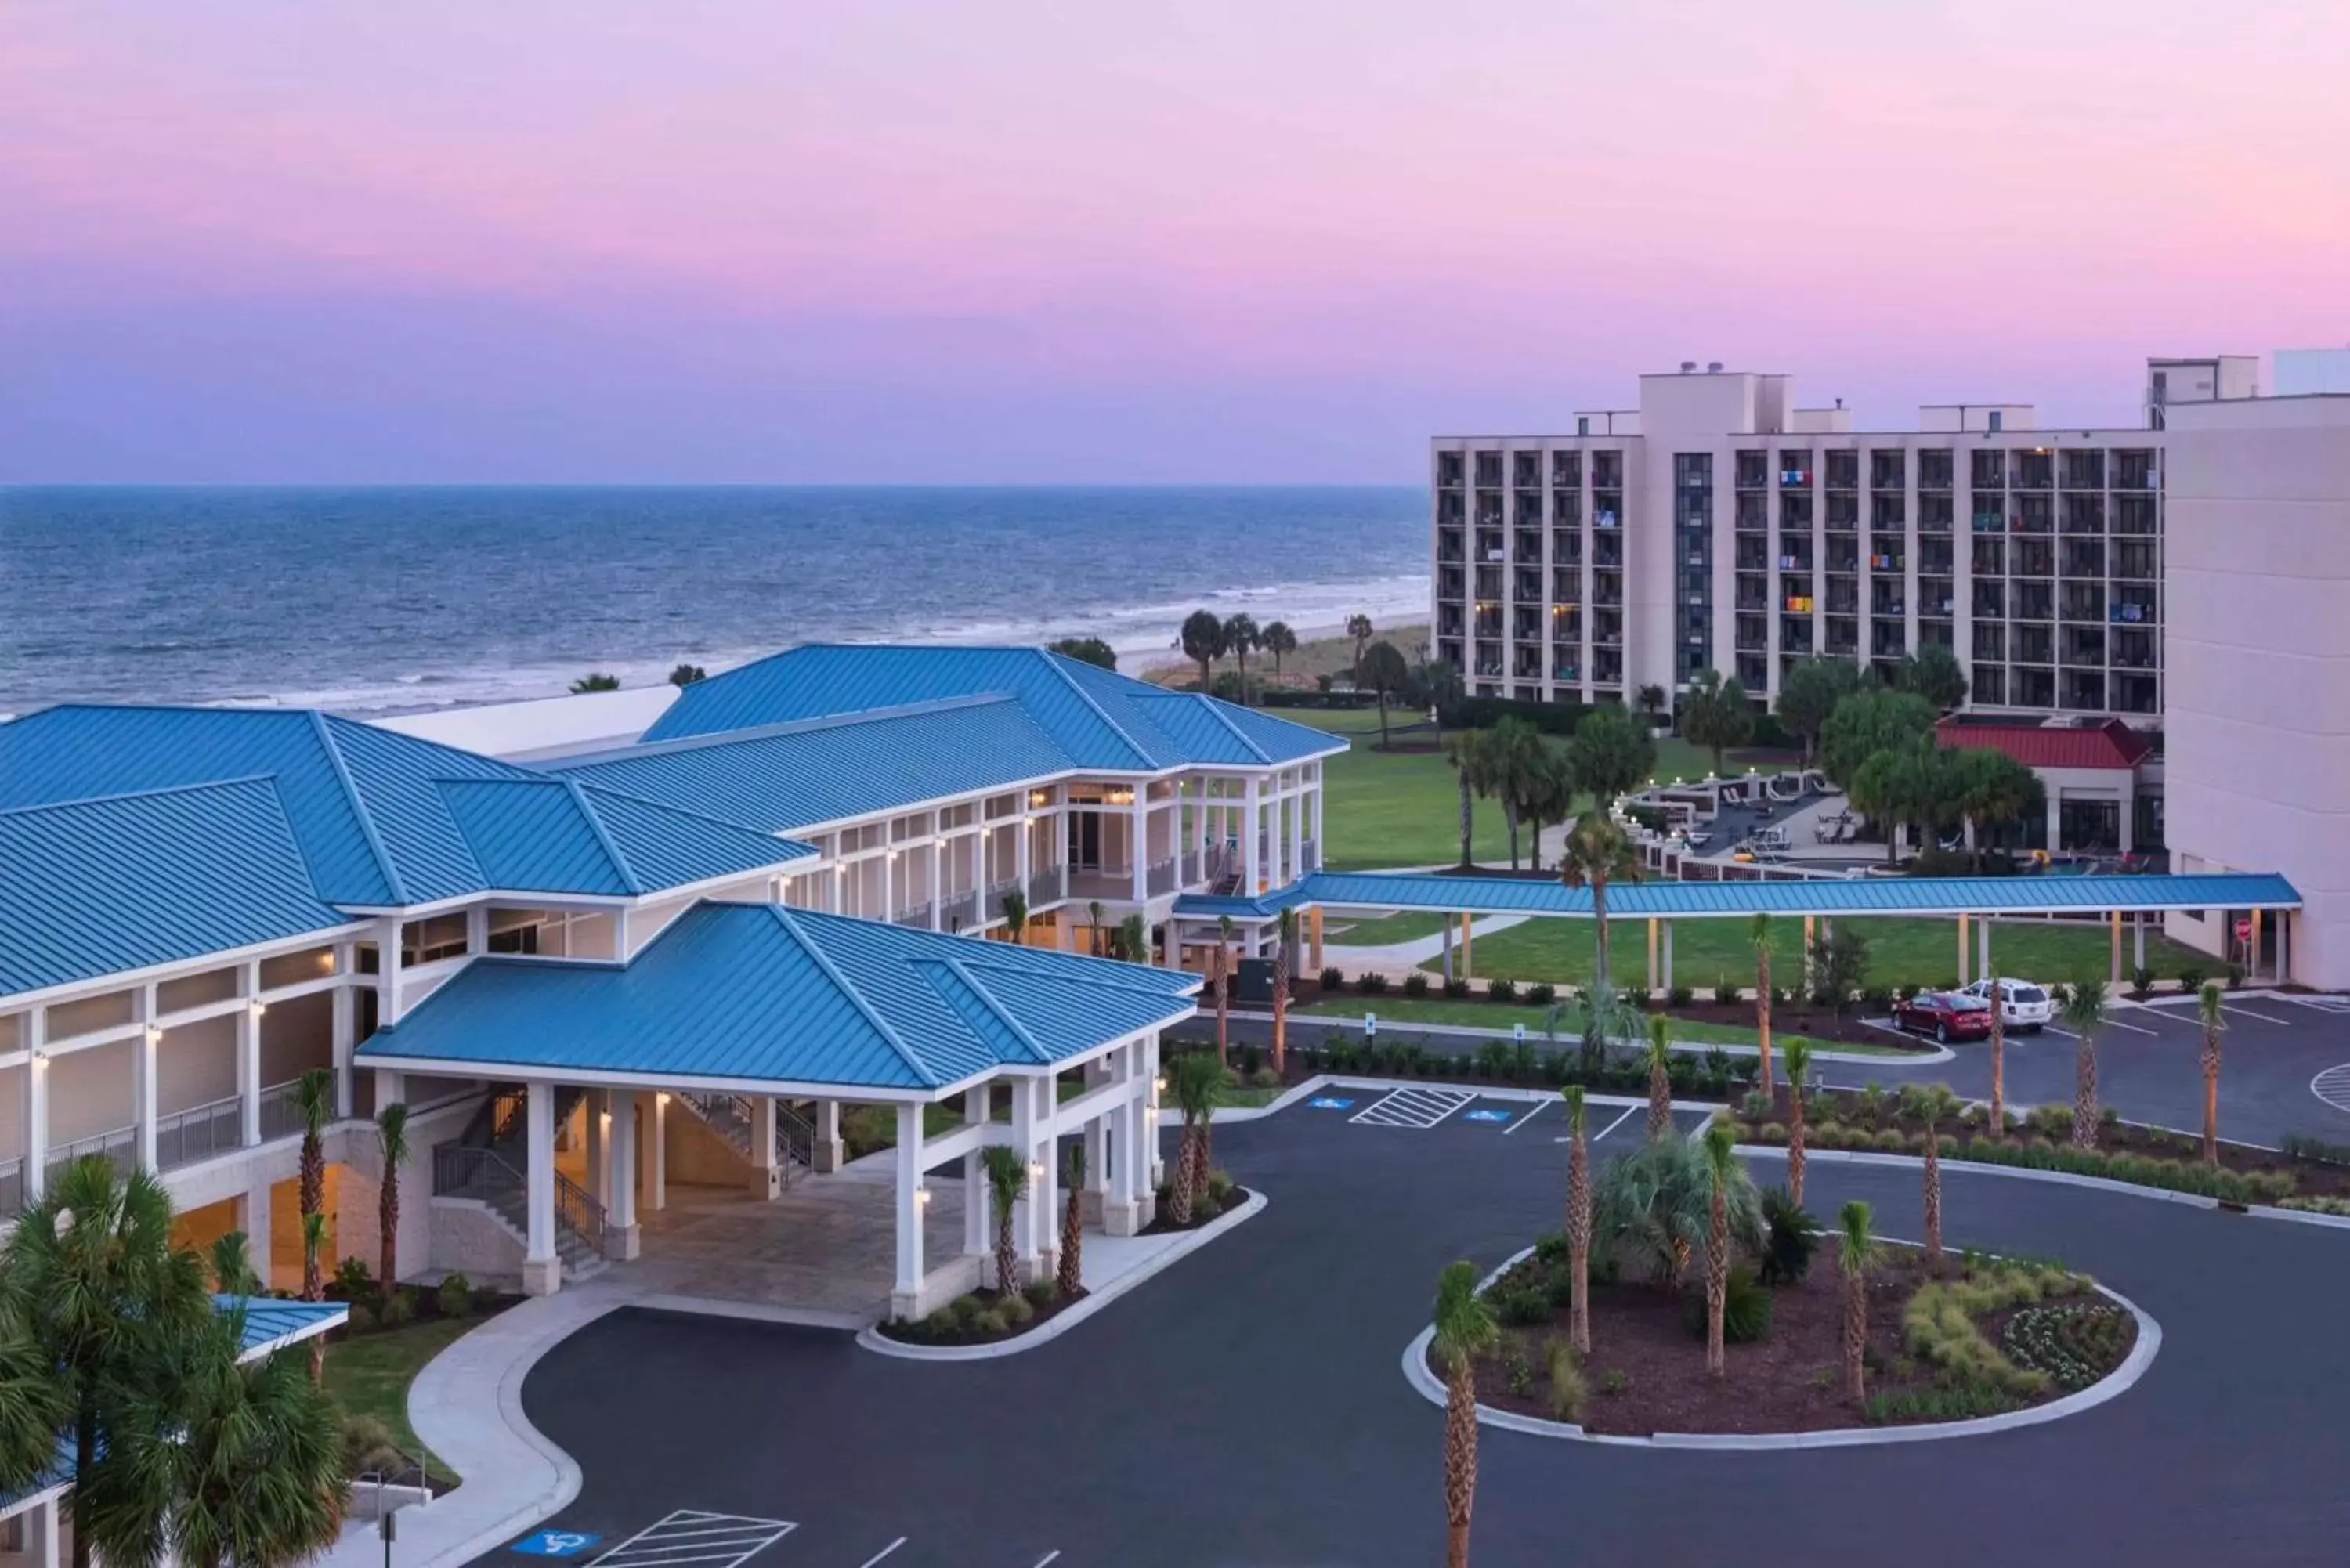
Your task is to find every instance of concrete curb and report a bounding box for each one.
[855,1188,1268,1362]
[331,1285,632,1568]
[1400,1245,2163,1451]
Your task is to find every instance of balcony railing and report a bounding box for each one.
[892,901,934,930]
[46,1125,136,1183]
[0,1158,19,1216]
[938,888,979,933]
[258,1078,309,1143]
[1148,858,1179,897]
[156,1095,244,1172]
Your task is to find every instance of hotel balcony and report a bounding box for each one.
[1826,452,1859,489]
[1973,666,2007,706]
[2113,494,2158,535]
[2016,627,2055,664]
[1828,583,1860,615]
[1593,501,1622,530]
[1871,452,1907,490]
[1920,540,1955,575]
[1779,464,1814,488]
[1821,493,1853,529]
[1919,580,1954,618]
[2113,673,2159,714]
[1437,609,1465,638]
[1473,453,1503,487]
[1826,542,1860,574]
[2062,671,2106,711]
[1551,569,1581,602]
[1736,538,1770,571]
[2012,451,2055,490]
[1437,453,1465,489]
[2062,542,2106,577]
[1550,607,1582,640]
[1973,583,2006,617]
[1512,453,1541,489]
[1778,547,1816,573]
[2061,586,2107,623]
[1972,624,2006,661]
[1593,533,1624,568]
[2115,450,2159,490]
[1552,533,1582,566]
[1735,615,1768,653]
[1736,580,1770,612]
[1870,624,1907,657]
[1871,495,1906,528]
[1551,453,1582,488]
[1473,610,1503,638]
[2012,668,2056,709]
[1514,530,1542,562]
[1972,540,2005,575]
[1919,450,1954,490]
[1514,570,1542,601]
[2112,629,2157,670]
[2013,540,2055,578]
[1514,499,1544,530]
[1736,653,1768,689]
[1780,617,1815,655]
[2063,628,2107,665]
[1735,492,1768,530]
[1553,493,1583,528]
[1736,451,1770,489]
[1477,529,1506,562]
[2062,496,2106,534]
[1475,567,1503,598]
[1593,650,1624,685]
[2113,542,2158,580]
[1918,494,1954,533]
[2110,593,2157,625]
[2061,451,2107,490]
[1870,586,1907,616]
[1971,450,2008,490]
[1971,505,2007,533]
[2015,585,2055,621]
[1475,497,1504,527]
[1591,453,1624,488]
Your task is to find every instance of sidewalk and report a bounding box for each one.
[1324,911,1527,969]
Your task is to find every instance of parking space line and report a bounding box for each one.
[1348,1086,1474,1129]
[2312,1064,2350,1115]
[2222,1003,2294,1026]
[854,1542,906,1568]
[1592,1104,1638,1143]
[1031,1553,1062,1568]
[588,1512,797,1568]
[1503,1099,1549,1134]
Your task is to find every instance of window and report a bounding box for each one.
[1987,411,2003,433]
[1578,417,1590,436]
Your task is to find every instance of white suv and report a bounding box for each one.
[1961,977,2052,1032]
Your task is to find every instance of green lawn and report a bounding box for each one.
[324,1316,480,1483]
[1324,910,1452,945]
[1292,995,1920,1057]
[1284,710,1788,873]
[1427,915,2205,992]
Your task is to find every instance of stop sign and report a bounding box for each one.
[2234,917,2254,943]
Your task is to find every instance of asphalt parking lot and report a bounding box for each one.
[487,1092,2350,1568]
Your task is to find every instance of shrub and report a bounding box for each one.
[1487,977,1518,1003]
[2281,1133,2350,1166]
[436,1273,473,1320]
[1205,1168,1235,1203]
[1250,1066,1280,1088]
[1001,1293,1037,1328]
[1238,1042,1264,1075]
[1873,1129,1907,1151]
[1600,1368,1630,1396]
[1741,1089,1774,1119]
[1024,1278,1060,1310]
[2131,965,2155,998]
[2003,1303,2133,1390]
[1357,970,1390,993]
[1527,981,1556,1005]
[1865,1382,2017,1424]
[345,1302,379,1335]
[1757,1185,1817,1284]
[1667,985,1694,1008]
[1495,1286,1552,1327]
[332,1257,374,1301]
[1544,1336,1588,1422]
[2226,963,2245,990]
[1401,972,1430,998]
[973,1308,1010,1335]
[2176,966,2205,992]
[1319,966,1343,990]
[951,1292,987,1327]
[1722,1266,1773,1343]
[1759,1122,1789,1145]
[1862,985,1896,1012]
[379,1288,418,1328]
[1856,1082,1889,1130]
[2279,1194,2350,1216]
[1624,987,1654,1008]
[342,1414,407,1480]
[1192,1190,1224,1221]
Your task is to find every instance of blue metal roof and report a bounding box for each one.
[642,644,1341,774]
[0,706,807,919]
[218,1294,349,1357]
[0,779,352,998]
[360,902,1199,1093]
[549,696,1074,833]
[1175,870,2304,922]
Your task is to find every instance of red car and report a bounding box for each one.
[1891,989,1994,1043]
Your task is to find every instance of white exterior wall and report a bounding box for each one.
[2162,393,2350,986]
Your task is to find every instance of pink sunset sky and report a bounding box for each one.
[2,1,2344,482]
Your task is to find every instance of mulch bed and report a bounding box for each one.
[1733,1085,2350,1203]
[1448,1248,2131,1436]
[877,1281,1091,1346]
[1141,1185,1251,1236]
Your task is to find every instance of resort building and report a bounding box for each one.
[0,648,1340,1319]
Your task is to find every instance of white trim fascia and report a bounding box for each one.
[346,1054,954,1105]
[0,919,374,1013]
[237,1306,352,1363]
[338,892,627,919]
[0,1480,72,1527]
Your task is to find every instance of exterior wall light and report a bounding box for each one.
[915,1185,932,1207]
[249,999,268,1017]
[1028,1162,1044,1182]
[144,1024,164,1046]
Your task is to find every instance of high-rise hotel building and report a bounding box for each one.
[1430,355,2256,717]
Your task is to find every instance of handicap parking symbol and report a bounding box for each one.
[512,1532,602,1558]
[1462,1109,1513,1123]
[1308,1097,1355,1111]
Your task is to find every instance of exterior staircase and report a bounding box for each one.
[433,1085,607,1281]
[671,1091,815,1183]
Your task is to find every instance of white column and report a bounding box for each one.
[23,1011,48,1202]
[1016,807,1032,894]
[237,962,263,1148]
[583,1089,606,1206]
[884,849,897,923]
[31,1494,60,1568]
[236,1180,273,1289]
[377,915,405,1026]
[135,985,159,1171]
[813,1097,844,1172]
[373,1069,405,1119]
[963,1084,990,1258]
[1143,1031,1165,1195]
[1130,792,1148,903]
[1287,778,1303,884]
[891,1100,925,1314]
[522,1082,559,1295]
[1010,1075,1039,1276]
[647,1092,669,1212]
[749,1097,781,1198]
[606,1089,640,1259]
[1101,1047,1141,1237]
[1310,775,1325,870]
[466,903,490,955]
[1032,1077,1060,1281]
[1242,778,1262,891]
[1082,1057,1108,1200]
[331,942,356,1118]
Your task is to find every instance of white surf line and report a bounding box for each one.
[855,1543,906,1568]
[1503,1098,1550,1134]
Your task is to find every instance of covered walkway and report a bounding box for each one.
[1173,869,2305,989]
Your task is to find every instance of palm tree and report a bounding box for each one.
[1591,1136,1764,1290]
[1361,641,1412,746]
[2061,976,2109,1148]
[1544,976,1640,1083]
[1167,1053,1226,1226]
[300,1212,327,1384]
[1445,730,1494,869]
[1561,1086,1593,1357]
[1483,718,1545,869]
[1345,612,1375,686]
[1180,608,1226,692]
[3,1158,209,1568]
[1119,912,1147,964]
[1213,914,1236,1067]
[1838,1200,1875,1404]
[1086,899,1106,956]
[1748,912,1774,1098]
[1001,887,1029,945]
[978,1146,1029,1294]
[1260,620,1298,683]
[1222,612,1260,703]
[1680,668,1755,779]
[208,1231,262,1295]
[667,663,707,687]
[1271,907,1296,1075]
[293,1067,334,1303]
[1783,1039,1812,1206]
[2197,980,2226,1165]
[569,672,620,693]
[1915,1085,1962,1263]
[1431,1260,1497,1568]
[1701,1123,1737,1378]
[1057,1143,1085,1298]
[1643,1013,1674,1140]
[376,1101,410,1294]
[136,1304,348,1568]
[1559,811,1641,988]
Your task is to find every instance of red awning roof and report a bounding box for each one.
[1935,717,2152,771]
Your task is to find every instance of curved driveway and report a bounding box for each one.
[505,1104,2350,1568]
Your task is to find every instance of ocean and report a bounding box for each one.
[0,486,1427,714]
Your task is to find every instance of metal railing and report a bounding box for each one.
[1027,867,1063,909]
[1147,858,1178,896]
[0,1158,21,1216]
[258,1078,310,1143]
[156,1094,243,1171]
[433,1141,522,1201]
[674,1091,752,1158]
[45,1125,137,1183]
[1300,839,1319,873]
[891,901,934,930]
[555,1170,605,1251]
[938,888,979,932]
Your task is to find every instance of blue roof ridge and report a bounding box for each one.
[1179,692,1273,764]
[560,778,645,895]
[554,692,1025,768]
[920,955,1052,1065]
[307,711,409,905]
[0,772,284,819]
[567,779,814,859]
[1035,650,1159,771]
[763,907,940,1087]
[957,947,1200,999]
